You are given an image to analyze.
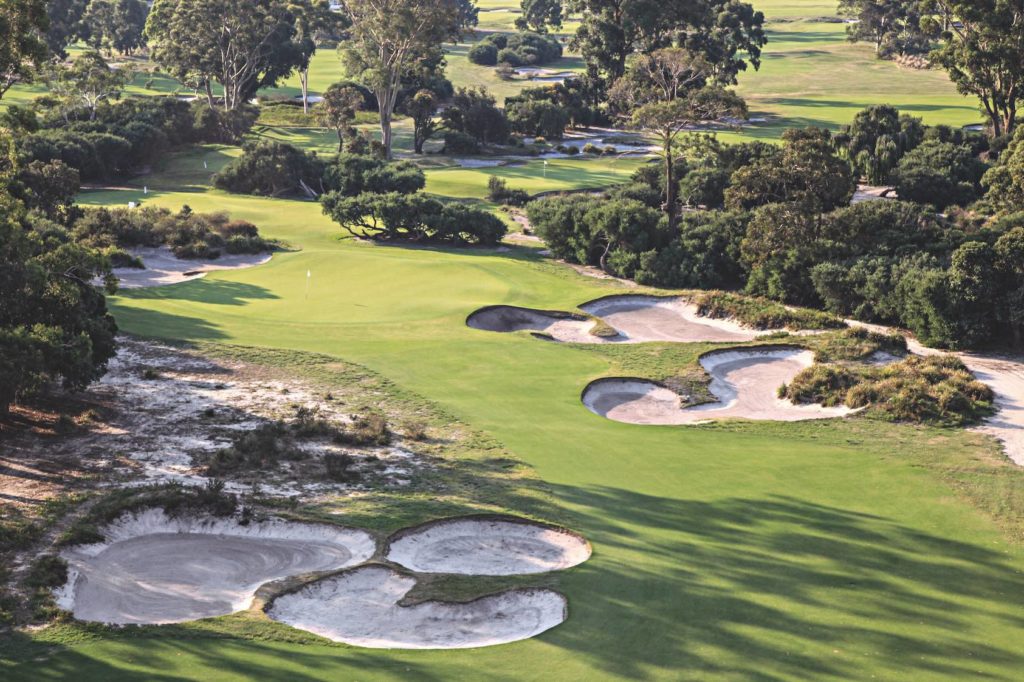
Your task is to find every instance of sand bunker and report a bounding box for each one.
[385,516,591,575]
[579,295,765,343]
[56,508,376,625]
[268,565,567,649]
[960,354,1024,466]
[467,305,617,343]
[113,247,272,288]
[583,347,854,424]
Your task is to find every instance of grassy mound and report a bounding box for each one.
[782,355,995,425]
[689,291,845,331]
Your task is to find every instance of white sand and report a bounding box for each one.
[268,565,567,649]
[467,305,618,343]
[386,517,591,575]
[583,348,854,424]
[56,508,376,624]
[580,296,767,343]
[113,247,271,288]
[851,184,896,203]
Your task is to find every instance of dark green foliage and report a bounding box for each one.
[486,177,530,206]
[895,140,987,209]
[324,453,361,482]
[333,412,391,446]
[841,105,925,184]
[207,422,306,475]
[12,160,80,222]
[443,131,480,154]
[322,192,507,245]
[213,140,324,197]
[322,153,425,197]
[468,31,562,67]
[634,210,749,289]
[506,98,570,139]
[441,87,510,145]
[72,205,272,259]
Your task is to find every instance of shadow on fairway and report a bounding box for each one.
[121,280,279,307]
[543,486,1024,680]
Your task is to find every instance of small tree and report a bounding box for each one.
[45,51,133,121]
[400,89,439,154]
[319,83,365,151]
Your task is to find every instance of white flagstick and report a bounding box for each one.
[543,159,548,178]
[305,269,311,299]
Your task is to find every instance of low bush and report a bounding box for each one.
[487,177,530,206]
[214,140,324,197]
[206,422,306,475]
[73,205,274,260]
[689,291,846,331]
[324,453,361,482]
[467,32,562,67]
[812,327,908,362]
[333,412,391,446]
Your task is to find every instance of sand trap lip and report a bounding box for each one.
[467,305,617,343]
[267,565,567,649]
[113,247,272,288]
[55,508,376,625]
[583,347,855,424]
[385,515,591,575]
[579,295,767,343]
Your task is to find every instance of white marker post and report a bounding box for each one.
[143,186,148,195]
[204,160,208,169]
[543,160,548,178]
[305,269,311,299]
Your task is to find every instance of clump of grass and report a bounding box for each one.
[690,291,845,330]
[324,453,361,483]
[207,422,306,475]
[813,327,907,363]
[401,419,428,441]
[782,355,994,425]
[334,412,391,447]
[588,318,620,338]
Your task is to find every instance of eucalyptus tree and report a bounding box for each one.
[0,0,49,99]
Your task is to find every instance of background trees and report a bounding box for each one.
[339,0,466,158]
[81,0,149,56]
[146,0,312,111]
[0,0,49,99]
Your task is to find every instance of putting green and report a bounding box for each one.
[11,173,1023,680]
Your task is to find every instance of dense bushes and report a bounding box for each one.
[894,140,986,209]
[690,291,844,330]
[441,88,510,146]
[782,355,994,426]
[321,192,507,245]
[214,140,324,196]
[487,177,530,206]
[323,153,425,196]
[72,205,273,259]
[468,32,562,67]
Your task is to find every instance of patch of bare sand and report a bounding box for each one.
[579,295,767,343]
[113,247,271,288]
[583,348,854,424]
[385,517,591,575]
[467,305,619,343]
[268,565,567,649]
[55,508,376,625]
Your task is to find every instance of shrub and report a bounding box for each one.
[441,88,510,145]
[468,42,498,66]
[487,176,530,206]
[468,31,562,67]
[780,364,859,407]
[443,131,481,155]
[895,140,987,209]
[322,153,425,197]
[690,291,845,330]
[324,453,361,482]
[334,413,391,446]
[214,140,324,197]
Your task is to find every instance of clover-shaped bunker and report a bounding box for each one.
[583,346,856,424]
[54,508,376,625]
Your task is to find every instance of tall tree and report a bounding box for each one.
[400,89,439,154]
[611,49,746,226]
[146,0,311,111]
[44,0,87,58]
[339,0,465,158]
[569,0,766,82]
[0,0,49,99]
[838,0,930,57]
[319,82,365,151]
[82,0,149,56]
[927,0,1024,136]
[45,50,133,121]
[517,0,562,32]
[292,0,348,114]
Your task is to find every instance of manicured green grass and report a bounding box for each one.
[13,166,1024,679]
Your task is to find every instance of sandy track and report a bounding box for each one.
[386,517,591,575]
[467,305,616,343]
[268,565,567,649]
[579,296,765,343]
[583,348,854,424]
[113,247,272,288]
[56,509,376,624]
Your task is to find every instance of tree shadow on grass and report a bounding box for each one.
[118,279,279,307]
[541,486,1024,680]
[107,306,229,342]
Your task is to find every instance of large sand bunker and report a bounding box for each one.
[113,247,272,288]
[385,516,591,575]
[583,347,854,424]
[268,565,567,649]
[467,305,616,343]
[579,295,765,343]
[56,508,376,624]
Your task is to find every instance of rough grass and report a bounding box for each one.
[783,354,996,425]
[689,290,845,330]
